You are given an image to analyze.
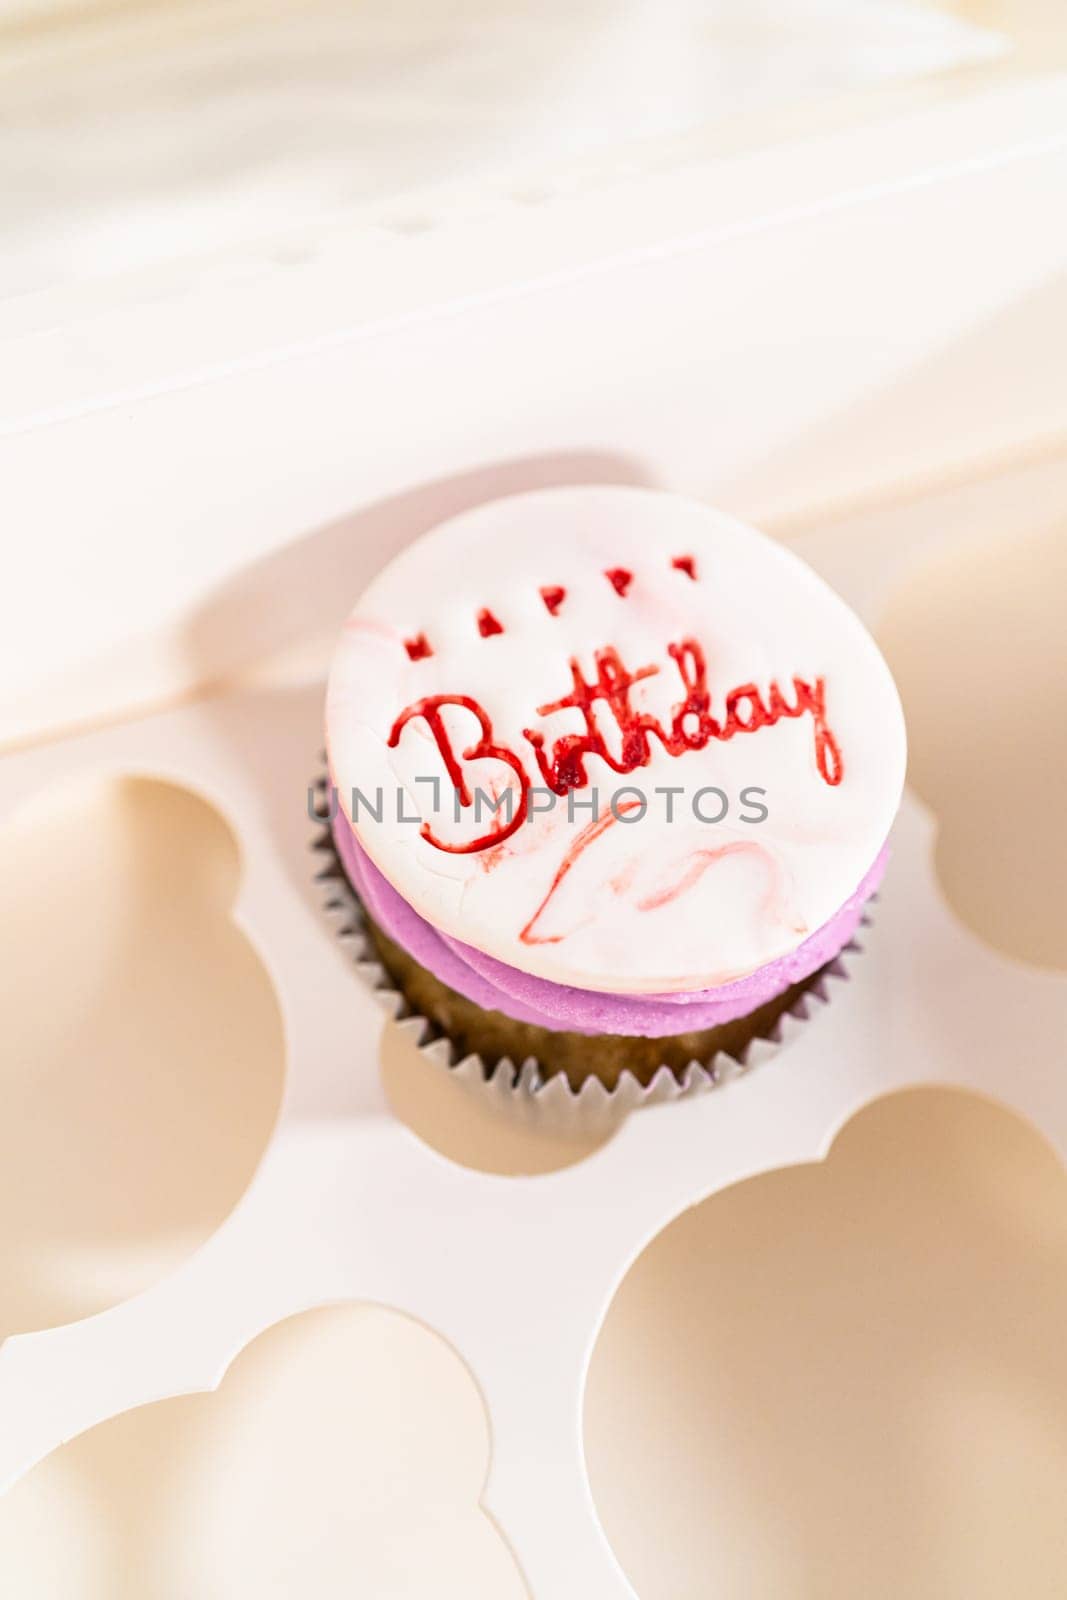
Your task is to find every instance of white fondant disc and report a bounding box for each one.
[326,487,906,993]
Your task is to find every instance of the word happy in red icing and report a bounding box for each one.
[387,637,843,854]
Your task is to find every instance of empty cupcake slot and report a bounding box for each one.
[0,774,284,1340]
[585,1087,1067,1600]
[878,509,1067,972]
[0,1304,527,1599]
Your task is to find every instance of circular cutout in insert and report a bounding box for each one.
[0,1304,526,1599]
[0,774,284,1338]
[879,510,1067,970]
[585,1088,1067,1599]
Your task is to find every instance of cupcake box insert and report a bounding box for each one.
[2,66,1067,1597]
[3,459,1067,1596]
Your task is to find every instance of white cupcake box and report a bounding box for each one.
[2,41,1067,1594]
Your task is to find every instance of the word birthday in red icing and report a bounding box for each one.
[387,637,843,854]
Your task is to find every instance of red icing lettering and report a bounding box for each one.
[524,647,661,795]
[387,638,843,854]
[520,798,642,945]
[387,696,528,852]
[635,842,756,911]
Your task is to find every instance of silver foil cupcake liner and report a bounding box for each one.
[309,771,864,1129]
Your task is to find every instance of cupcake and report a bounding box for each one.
[325,486,905,1092]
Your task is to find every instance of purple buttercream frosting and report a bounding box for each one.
[333,811,886,1038]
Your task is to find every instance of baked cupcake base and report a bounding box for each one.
[363,910,831,1094]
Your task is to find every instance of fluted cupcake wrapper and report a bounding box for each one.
[309,769,865,1131]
